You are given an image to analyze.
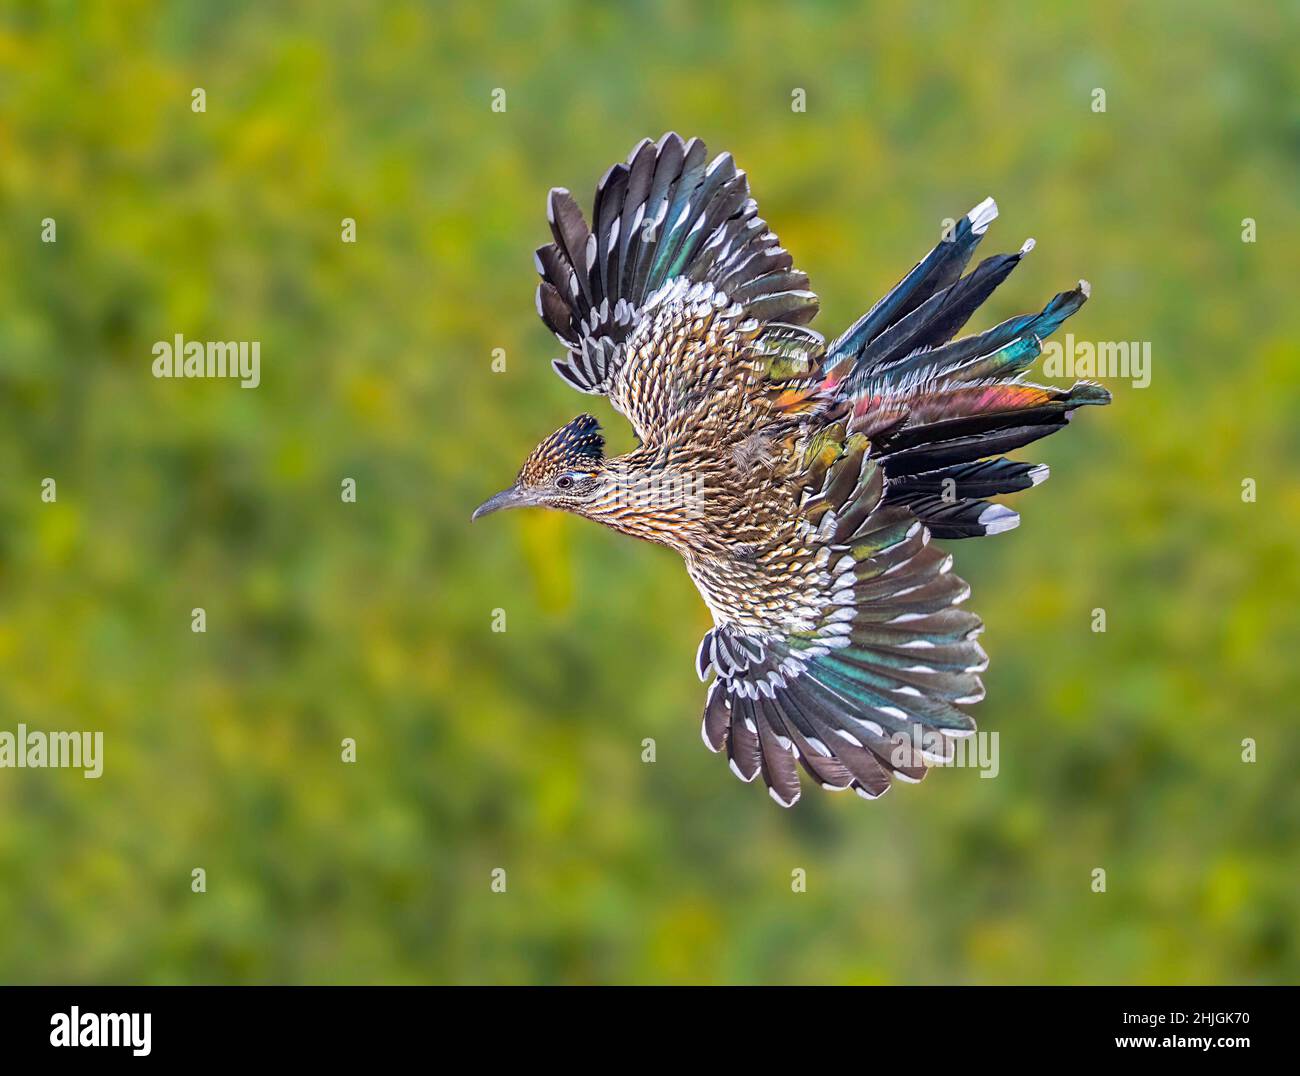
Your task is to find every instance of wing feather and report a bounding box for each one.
[537,133,821,399]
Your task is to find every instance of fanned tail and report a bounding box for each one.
[818,198,1109,538]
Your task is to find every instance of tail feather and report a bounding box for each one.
[848,278,1090,399]
[886,458,1049,500]
[813,196,1108,542]
[888,424,1053,474]
[818,197,1104,547]
[822,196,1002,385]
[875,380,1108,536]
[879,381,1108,456]
[844,249,1029,387]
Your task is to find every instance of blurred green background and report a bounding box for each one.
[1,0,1297,984]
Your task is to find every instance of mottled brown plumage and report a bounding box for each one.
[475,133,1109,807]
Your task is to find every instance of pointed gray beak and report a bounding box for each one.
[472,486,529,521]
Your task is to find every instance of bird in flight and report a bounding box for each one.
[474,133,1108,807]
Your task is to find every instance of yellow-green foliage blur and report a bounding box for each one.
[0,1,1297,984]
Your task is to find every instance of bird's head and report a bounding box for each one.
[472,413,608,521]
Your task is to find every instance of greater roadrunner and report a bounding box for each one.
[474,133,1108,807]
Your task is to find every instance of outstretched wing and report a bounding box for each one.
[535,132,819,401]
[696,434,985,807]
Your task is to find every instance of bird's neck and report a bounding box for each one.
[579,450,710,549]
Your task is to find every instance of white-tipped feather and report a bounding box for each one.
[978,504,1021,534]
[769,787,798,808]
[967,196,998,235]
[701,718,722,752]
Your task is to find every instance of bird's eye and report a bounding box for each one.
[555,474,575,490]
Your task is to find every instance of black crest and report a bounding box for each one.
[550,413,605,463]
[519,413,605,486]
